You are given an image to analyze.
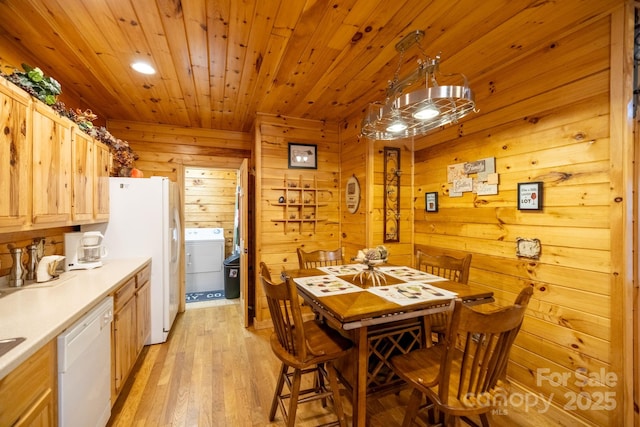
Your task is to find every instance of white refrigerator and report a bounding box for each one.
[84,176,181,344]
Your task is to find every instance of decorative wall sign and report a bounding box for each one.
[447,157,499,197]
[518,181,543,210]
[346,175,361,213]
[383,147,400,242]
[516,237,541,259]
[425,192,438,212]
[288,143,317,169]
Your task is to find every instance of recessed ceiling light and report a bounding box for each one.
[131,61,156,75]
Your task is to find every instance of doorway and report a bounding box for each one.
[183,167,239,306]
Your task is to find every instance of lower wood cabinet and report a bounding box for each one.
[111,262,151,404]
[0,340,56,427]
[135,279,151,354]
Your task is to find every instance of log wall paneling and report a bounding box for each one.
[0,226,74,277]
[253,114,340,328]
[404,12,625,426]
[106,120,251,314]
[339,123,369,261]
[371,140,414,265]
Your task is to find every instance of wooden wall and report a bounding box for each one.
[400,10,626,427]
[254,113,340,328]
[107,120,251,254]
[184,167,238,256]
[339,123,369,260]
[105,120,251,312]
[339,121,415,265]
[0,227,73,277]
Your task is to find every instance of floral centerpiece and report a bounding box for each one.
[352,245,388,286]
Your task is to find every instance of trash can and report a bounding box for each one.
[223,253,241,299]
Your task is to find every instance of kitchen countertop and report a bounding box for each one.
[0,257,151,381]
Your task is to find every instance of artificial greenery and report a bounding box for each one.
[5,63,62,105]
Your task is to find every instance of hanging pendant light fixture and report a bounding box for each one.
[361,30,476,141]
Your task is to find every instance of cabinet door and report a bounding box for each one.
[113,296,137,397]
[136,280,151,354]
[0,79,32,230]
[71,128,94,222]
[94,141,111,221]
[31,102,72,226]
[0,340,55,427]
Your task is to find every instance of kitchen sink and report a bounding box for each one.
[0,337,25,357]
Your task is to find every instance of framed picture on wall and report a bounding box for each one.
[425,192,438,212]
[517,182,543,210]
[288,143,317,169]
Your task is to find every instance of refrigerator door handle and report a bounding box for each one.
[171,206,181,266]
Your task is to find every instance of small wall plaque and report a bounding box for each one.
[518,182,543,210]
[345,175,361,214]
[516,237,541,259]
[425,192,438,212]
[288,143,317,169]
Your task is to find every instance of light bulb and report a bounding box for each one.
[387,119,408,133]
[413,102,439,120]
[131,61,156,75]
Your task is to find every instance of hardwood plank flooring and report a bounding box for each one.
[108,301,564,426]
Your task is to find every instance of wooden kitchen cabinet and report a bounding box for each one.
[31,101,72,227]
[71,127,95,222]
[0,78,32,230]
[111,261,151,403]
[94,141,111,221]
[112,276,137,400]
[135,264,151,354]
[0,77,110,231]
[0,340,56,427]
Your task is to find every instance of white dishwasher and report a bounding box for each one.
[58,296,114,427]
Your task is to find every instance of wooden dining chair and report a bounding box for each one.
[391,286,533,427]
[416,247,472,343]
[296,247,344,269]
[259,262,352,427]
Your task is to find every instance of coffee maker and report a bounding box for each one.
[64,231,108,270]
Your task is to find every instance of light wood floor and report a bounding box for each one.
[107,301,562,427]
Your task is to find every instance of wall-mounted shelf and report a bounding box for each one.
[271,174,328,234]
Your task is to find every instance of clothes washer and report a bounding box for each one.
[185,228,225,293]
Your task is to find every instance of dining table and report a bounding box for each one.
[283,264,494,427]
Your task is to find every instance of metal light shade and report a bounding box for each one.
[362,84,475,141]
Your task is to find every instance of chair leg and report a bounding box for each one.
[479,413,490,427]
[325,361,347,427]
[402,388,423,427]
[269,363,287,421]
[286,368,303,427]
[316,363,328,407]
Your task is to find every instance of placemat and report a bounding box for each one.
[293,275,364,297]
[378,266,448,283]
[366,282,457,306]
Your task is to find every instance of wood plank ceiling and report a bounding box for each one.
[0,0,615,133]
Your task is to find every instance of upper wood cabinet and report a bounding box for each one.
[31,101,72,227]
[94,141,111,221]
[71,127,95,222]
[0,78,110,231]
[0,79,32,229]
